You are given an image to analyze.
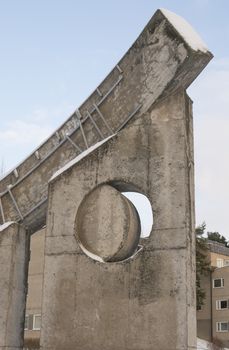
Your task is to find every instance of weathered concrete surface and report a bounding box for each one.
[76,184,141,262]
[40,90,196,350]
[0,9,212,234]
[0,223,29,350]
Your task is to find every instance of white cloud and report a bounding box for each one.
[0,102,75,172]
[0,120,52,145]
[0,120,53,173]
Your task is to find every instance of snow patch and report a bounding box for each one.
[160,8,209,53]
[197,337,229,350]
[78,242,104,263]
[50,134,116,182]
[197,338,210,350]
[0,221,16,232]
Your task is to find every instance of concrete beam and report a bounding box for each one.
[0,9,212,233]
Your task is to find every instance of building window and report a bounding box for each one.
[216,322,229,332]
[216,300,228,310]
[24,313,42,331]
[33,314,41,330]
[224,260,229,266]
[213,278,224,288]
[24,315,29,330]
[217,259,224,268]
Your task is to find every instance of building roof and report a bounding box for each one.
[208,240,229,257]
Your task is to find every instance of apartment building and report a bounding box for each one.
[197,240,229,348]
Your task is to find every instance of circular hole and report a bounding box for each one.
[122,192,153,238]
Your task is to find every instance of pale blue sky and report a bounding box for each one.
[0,1,229,236]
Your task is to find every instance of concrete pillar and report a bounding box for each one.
[40,90,196,350]
[0,222,29,350]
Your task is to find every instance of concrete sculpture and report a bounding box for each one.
[0,8,213,350]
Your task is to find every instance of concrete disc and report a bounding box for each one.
[75,184,141,262]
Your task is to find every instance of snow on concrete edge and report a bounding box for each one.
[50,134,116,182]
[0,221,16,232]
[160,8,209,53]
